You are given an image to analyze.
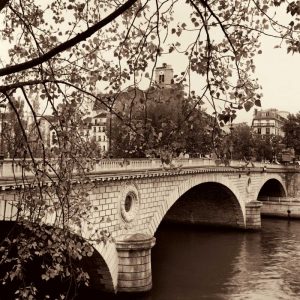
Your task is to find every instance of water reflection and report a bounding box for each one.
[224,219,300,300]
[80,219,300,300]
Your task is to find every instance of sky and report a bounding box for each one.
[158,34,300,125]
[234,35,300,124]
[1,2,300,125]
[160,3,300,125]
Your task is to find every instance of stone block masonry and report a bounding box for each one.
[116,233,155,292]
[261,200,300,219]
[0,160,298,293]
[245,201,262,230]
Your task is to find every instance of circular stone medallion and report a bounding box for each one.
[120,184,140,223]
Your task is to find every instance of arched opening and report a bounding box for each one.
[80,248,114,293]
[162,182,244,229]
[0,221,114,298]
[257,179,286,201]
[150,183,245,299]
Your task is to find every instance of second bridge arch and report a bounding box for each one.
[162,182,245,229]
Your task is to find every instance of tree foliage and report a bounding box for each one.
[283,112,300,156]
[218,124,284,162]
[0,0,300,298]
[109,84,217,157]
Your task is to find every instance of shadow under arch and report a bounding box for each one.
[80,244,115,292]
[0,220,116,296]
[147,173,247,236]
[256,178,287,201]
[160,182,245,229]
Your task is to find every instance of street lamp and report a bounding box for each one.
[0,103,6,160]
[109,108,112,154]
[229,124,234,160]
[107,96,114,158]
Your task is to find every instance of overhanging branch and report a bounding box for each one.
[0,0,138,77]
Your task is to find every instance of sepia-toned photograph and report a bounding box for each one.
[0,1,300,299]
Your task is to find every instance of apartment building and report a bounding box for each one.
[251,108,288,137]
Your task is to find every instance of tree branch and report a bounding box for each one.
[198,0,241,79]
[0,0,138,77]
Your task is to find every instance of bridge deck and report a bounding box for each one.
[0,159,295,183]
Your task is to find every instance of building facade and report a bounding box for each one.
[28,108,109,155]
[86,112,109,153]
[154,63,174,88]
[251,108,288,137]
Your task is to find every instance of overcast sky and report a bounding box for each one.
[1,3,300,125]
[235,35,300,124]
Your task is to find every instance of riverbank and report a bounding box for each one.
[261,199,300,219]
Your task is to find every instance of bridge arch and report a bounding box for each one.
[255,175,287,201]
[81,242,116,292]
[0,214,118,293]
[147,173,246,235]
[75,223,119,292]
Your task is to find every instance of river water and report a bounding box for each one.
[85,218,300,300]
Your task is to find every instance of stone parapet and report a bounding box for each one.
[261,201,300,219]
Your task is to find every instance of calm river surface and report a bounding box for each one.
[84,218,300,300]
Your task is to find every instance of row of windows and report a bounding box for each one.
[52,131,107,143]
[97,136,106,141]
[93,126,106,132]
[258,112,274,117]
[80,130,107,137]
[256,128,282,135]
[257,128,271,134]
[50,131,108,150]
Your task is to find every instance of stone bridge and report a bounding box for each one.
[0,158,299,293]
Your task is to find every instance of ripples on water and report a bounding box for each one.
[84,219,300,300]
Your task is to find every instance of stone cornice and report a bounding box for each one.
[0,165,297,191]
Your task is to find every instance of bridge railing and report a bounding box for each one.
[0,194,18,221]
[0,158,294,180]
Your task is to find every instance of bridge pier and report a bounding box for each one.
[116,233,156,293]
[245,201,262,230]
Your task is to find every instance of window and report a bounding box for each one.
[93,127,96,132]
[266,112,269,116]
[159,74,165,83]
[103,145,106,151]
[98,127,101,132]
[52,131,57,145]
[98,136,101,141]
[266,127,270,134]
[103,136,106,141]
[257,128,261,134]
